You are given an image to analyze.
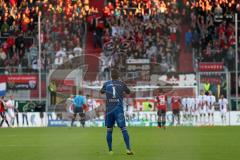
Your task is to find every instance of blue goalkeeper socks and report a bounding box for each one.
[121,127,130,150]
[106,129,113,151]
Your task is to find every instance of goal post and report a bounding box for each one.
[129,85,198,99]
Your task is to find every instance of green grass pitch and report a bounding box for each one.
[0,127,239,160]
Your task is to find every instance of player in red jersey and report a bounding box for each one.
[171,93,181,126]
[0,96,10,127]
[155,89,167,129]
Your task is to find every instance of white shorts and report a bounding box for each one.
[7,110,15,118]
[191,109,198,116]
[184,107,191,115]
[199,106,207,115]
[221,110,227,117]
[126,111,133,116]
[85,109,97,120]
[207,107,215,114]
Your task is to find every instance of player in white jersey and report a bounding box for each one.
[86,95,98,123]
[218,94,228,126]
[189,97,197,124]
[124,98,134,122]
[86,95,97,111]
[181,97,188,119]
[207,91,216,126]
[197,90,207,126]
[186,97,193,121]
[66,94,74,114]
[65,94,74,126]
[6,95,16,126]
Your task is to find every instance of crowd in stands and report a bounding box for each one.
[94,0,240,79]
[98,0,183,78]
[0,0,240,76]
[0,0,98,73]
[186,0,240,71]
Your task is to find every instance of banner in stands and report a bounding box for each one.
[200,72,224,84]
[126,59,150,64]
[6,75,38,90]
[155,73,196,86]
[199,62,224,72]
[1,111,240,127]
[126,59,150,81]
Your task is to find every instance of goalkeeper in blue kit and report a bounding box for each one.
[100,69,133,155]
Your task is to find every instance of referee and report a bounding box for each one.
[71,91,87,127]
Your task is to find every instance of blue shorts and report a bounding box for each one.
[105,108,126,128]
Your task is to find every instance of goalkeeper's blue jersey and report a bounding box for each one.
[101,80,130,112]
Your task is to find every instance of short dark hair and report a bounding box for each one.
[111,69,119,80]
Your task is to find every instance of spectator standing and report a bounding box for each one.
[185,29,192,53]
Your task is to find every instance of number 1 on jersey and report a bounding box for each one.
[112,86,116,98]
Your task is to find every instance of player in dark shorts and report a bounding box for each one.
[14,105,19,126]
[171,94,181,125]
[155,89,167,129]
[0,96,10,127]
[100,69,133,155]
[71,91,87,127]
